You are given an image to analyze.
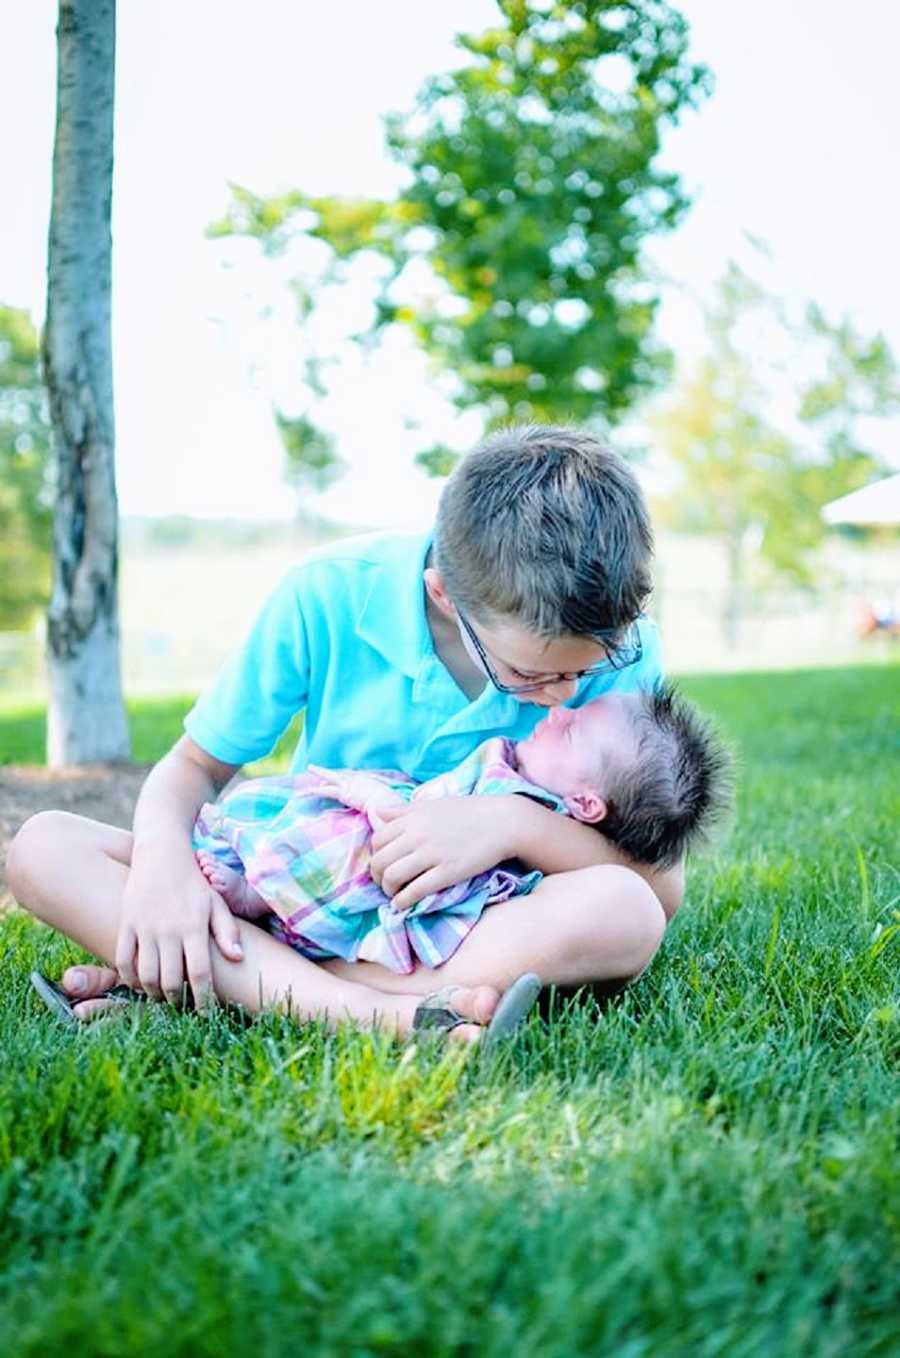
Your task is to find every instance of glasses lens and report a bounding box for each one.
[583,625,643,676]
[601,648,637,673]
[459,609,642,692]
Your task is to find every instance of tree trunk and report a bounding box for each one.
[43,0,129,765]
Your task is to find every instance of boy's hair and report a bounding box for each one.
[597,684,733,869]
[433,424,653,638]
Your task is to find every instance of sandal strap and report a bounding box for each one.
[29,970,142,1027]
[412,985,466,1033]
[29,970,78,1026]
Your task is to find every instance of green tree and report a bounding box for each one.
[209,0,710,476]
[275,409,345,496]
[0,306,52,629]
[653,264,897,645]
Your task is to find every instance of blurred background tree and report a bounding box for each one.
[653,263,898,645]
[275,411,343,494]
[0,305,52,630]
[208,0,711,481]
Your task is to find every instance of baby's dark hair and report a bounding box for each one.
[598,684,732,869]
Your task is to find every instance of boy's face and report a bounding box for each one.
[515,696,636,821]
[424,566,620,706]
[457,614,613,707]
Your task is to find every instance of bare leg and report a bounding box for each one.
[318,864,667,996]
[7,811,498,1039]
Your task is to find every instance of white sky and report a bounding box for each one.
[2,1,899,525]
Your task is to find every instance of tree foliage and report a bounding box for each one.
[208,0,710,477]
[275,409,345,494]
[653,264,898,643]
[0,306,52,630]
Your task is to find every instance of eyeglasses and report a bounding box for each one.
[456,609,643,695]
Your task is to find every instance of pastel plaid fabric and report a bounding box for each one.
[192,738,566,974]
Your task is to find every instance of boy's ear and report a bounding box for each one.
[564,790,607,824]
[424,566,457,618]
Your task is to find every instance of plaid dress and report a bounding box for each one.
[192,738,567,974]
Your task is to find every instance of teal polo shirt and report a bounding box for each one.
[184,531,664,780]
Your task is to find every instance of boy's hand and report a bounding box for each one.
[369,796,519,911]
[115,852,244,1010]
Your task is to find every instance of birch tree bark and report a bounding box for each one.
[43,0,129,764]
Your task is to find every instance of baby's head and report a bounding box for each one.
[514,684,732,867]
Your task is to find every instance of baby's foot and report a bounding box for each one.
[196,852,270,920]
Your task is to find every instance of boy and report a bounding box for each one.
[8,426,682,1038]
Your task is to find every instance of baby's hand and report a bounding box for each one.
[307,765,403,821]
[307,764,376,809]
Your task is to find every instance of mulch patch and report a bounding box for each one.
[0,764,149,900]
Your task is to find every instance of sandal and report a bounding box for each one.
[31,967,543,1045]
[29,969,142,1027]
[412,971,541,1047]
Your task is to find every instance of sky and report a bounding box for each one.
[3,0,899,526]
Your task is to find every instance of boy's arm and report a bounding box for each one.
[370,795,685,921]
[503,796,684,920]
[121,566,315,1006]
[117,736,247,1007]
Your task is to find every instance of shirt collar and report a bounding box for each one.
[354,529,522,727]
[355,531,433,679]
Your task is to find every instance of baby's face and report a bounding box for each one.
[514,695,636,812]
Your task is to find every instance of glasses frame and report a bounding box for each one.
[456,609,643,695]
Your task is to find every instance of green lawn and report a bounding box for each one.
[0,695,302,773]
[2,665,899,1357]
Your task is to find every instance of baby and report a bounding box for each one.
[194,683,730,975]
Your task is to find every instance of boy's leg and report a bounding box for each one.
[6,811,497,1037]
[318,864,667,996]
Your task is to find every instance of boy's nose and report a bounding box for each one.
[541,678,578,706]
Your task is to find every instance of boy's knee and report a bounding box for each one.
[6,810,71,901]
[627,884,667,979]
[581,864,667,980]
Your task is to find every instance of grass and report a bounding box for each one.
[2,664,899,1356]
[0,695,302,773]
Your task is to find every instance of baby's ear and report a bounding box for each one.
[564,790,607,824]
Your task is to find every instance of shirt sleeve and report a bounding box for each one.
[183,569,310,766]
[635,616,665,686]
